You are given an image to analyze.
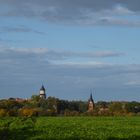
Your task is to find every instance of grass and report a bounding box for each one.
[0,116,140,140]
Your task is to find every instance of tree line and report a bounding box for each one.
[0,95,140,117]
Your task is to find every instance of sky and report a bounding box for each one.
[0,0,140,101]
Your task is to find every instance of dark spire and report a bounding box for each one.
[90,93,93,102]
[89,89,94,102]
[40,85,45,91]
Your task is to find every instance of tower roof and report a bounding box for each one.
[40,85,45,91]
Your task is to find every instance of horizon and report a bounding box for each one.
[1,92,140,103]
[1,0,140,101]
[1,86,140,102]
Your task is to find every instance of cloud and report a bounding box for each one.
[0,46,140,100]
[0,26,46,35]
[95,17,140,27]
[0,50,140,100]
[0,46,122,78]
[0,47,122,63]
[0,46,125,79]
[0,0,140,26]
[0,46,135,79]
[1,0,140,12]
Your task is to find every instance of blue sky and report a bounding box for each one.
[0,0,140,101]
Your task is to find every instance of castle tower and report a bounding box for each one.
[39,85,46,99]
[88,93,95,112]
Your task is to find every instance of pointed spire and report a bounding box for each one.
[88,89,95,112]
[90,93,93,102]
[89,89,94,102]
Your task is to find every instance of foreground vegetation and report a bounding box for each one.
[0,116,140,140]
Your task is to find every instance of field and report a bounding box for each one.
[0,117,140,140]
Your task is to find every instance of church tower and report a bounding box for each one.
[39,85,46,99]
[88,93,95,112]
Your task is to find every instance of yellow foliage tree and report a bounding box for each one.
[0,109,7,117]
[20,108,36,117]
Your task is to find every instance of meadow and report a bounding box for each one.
[0,117,140,140]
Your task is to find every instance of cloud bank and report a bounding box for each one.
[0,0,140,26]
[0,46,140,101]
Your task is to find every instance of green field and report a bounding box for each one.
[0,117,140,140]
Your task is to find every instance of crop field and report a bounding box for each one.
[0,117,140,140]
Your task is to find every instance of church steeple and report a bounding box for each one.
[88,90,95,112]
[39,85,46,99]
[89,93,93,103]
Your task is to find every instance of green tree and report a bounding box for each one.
[125,102,140,113]
[109,102,124,115]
